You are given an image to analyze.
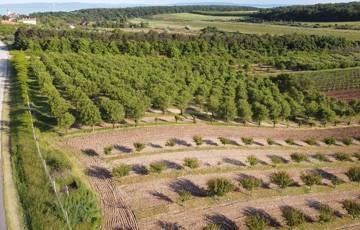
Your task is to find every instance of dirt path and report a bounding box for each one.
[139,189,360,229]
[65,124,360,154]
[79,154,139,230]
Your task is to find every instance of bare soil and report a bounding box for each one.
[326,89,360,102]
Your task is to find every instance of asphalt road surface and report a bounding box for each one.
[0,40,9,230]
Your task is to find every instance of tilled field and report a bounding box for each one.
[63,125,360,230]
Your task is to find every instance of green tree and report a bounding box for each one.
[58,112,75,131]
[237,99,252,123]
[99,97,125,127]
[252,102,269,126]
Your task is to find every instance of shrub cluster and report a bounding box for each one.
[271,171,294,188]
[207,178,235,196]
[183,157,200,169]
[112,164,131,177]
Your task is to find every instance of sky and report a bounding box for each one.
[0,0,355,4]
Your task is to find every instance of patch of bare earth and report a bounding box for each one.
[326,89,360,102]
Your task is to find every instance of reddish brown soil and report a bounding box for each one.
[65,124,360,154]
[326,89,360,102]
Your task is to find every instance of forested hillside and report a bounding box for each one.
[254,2,360,22]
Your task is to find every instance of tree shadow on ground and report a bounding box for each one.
[82,149,98,156]
[169,179,206,197]
[223,157,246,166]
[243,207,281,228]
[85,166,111,179]
[267,155,289,164]
[204,139,218,146]
[148,143,162,149]
[314,169,344,184]
[132,164,149,175]
[150,191,173,203]
[173,138,191,147]
[157,221,184,230]
[114,144,132,153]
[307,200,343,218]
[205,214,238,230]
[162,160,183,170]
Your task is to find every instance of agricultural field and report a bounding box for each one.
[129,13,360,40]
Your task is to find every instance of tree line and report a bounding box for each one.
[254,2,360,22]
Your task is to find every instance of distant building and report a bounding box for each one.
[20,17,37,25]
[5,10,18,22]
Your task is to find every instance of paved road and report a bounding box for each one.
[0,40,9,230]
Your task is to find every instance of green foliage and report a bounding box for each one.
[324,137,336,145]
[112,164,131,177]
[282,206,305,227]
[285,138,296,145]
[318,204,335,223]
[245,214,268,230]
[207,178,235,196]
[246,155,259,166]
[342,138,353,146]
[203,224,220,230]
[98,97,124,126]
[270,155,286,164]
[305,137,317,146]
[267,138,275,145]
[346,167,360,182]
[353,152,360,161]
[252,102,269,126]
[270,171,294,188]
[291,153,308,163]
[165,138,176,147]
[313,153,329,162]
[334,152,352,162]
[343,200,360,219]
[242,137,254,145]
[300,172,322,187]
[218,137,231,145]
[193,135,203,146]
[177,190,192,203]
[133,142,146,152]
[104,146,114,155]
[239,177,262,191]
[183,158,200,169]
[150,161,167,173]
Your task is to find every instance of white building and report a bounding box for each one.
[20,18,37,25]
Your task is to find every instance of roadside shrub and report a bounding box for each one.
[239,177,262,191]
[334,152,352,161]
[247,155,259,166]
[342,138,353,146]
[218,137,231,145]
[104,146,114,155]
[165,138,176,147]
[193,135,203,146]
[112,164,131,177]
[267,138,275,145]
[324,137,336,145]
[318,204,335,223]
[282,206,305,227]
[270,171,294,189]
[353,152,360,161]
[245,214,268,230]
[183,157,200,169]
[203,224,220,230]
[346,167,360,182]
[133,142,145,152]
[285,138,296,145]
[291,153,308,163]
[313,153,329,162]
[270,155,286,164]
[46,156,71,173]
[150,161,167,173]
[300,172,322,187]
[242,137,254,145]
[177,190,192,203]
[207,178,235,196]
[343,200,360,219]
[305,137,317,146]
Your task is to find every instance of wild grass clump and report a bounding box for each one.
[318,204,335,223]
[239,177,262,191]
[112,164,131,177]
[334,152,352,162]
[346,167,360,182]
[150,161,167,173]
[300,172,322,187]
[353,152,360,161]
[104,146,114,155]
[193,135,203,146]
[313,153,329,162]
[343,200,360,219]
[183,157,200,169]
[285,138,296,145]
[267,138,276,145]
[245,214,268,230]
[133,142,145,152]
[342,138,353,146]
[207,178,235,196]
[218,137,231,145]
[165,138,176,147]
[271,171,294,189]
[270,155,286,165]
[282,206,305,227]
[247,155,259,166]
[203,224,220,230]
[305,137,317,146]
[242,137,254,145]
[177,190,192,203]
[323,137,336,145]
[291,153,308,163]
